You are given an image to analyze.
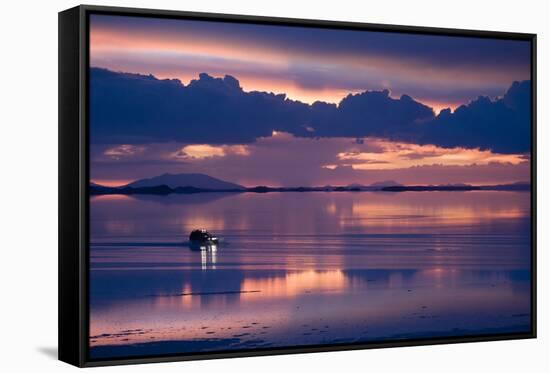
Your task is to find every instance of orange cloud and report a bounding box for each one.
[337,139,526,170]
[172,144,250,160]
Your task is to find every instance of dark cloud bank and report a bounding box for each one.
[90,67,531,154]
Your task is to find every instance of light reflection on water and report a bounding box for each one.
[200,246,217,270]
[89,191,531,358]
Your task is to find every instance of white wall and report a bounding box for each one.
[0,0,546,371]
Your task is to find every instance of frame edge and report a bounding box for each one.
[61,4,537,367]
[58,5,85,368]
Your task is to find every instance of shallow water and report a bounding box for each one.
[89,191,531,359]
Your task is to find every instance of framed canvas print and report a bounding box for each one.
[58,5,537,367]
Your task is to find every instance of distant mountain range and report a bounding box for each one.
[380,181,530,192]
[89,173,530,196]
[343,180,403,191]
[366,180,403,188]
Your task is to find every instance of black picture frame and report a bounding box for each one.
[59,4,537,367]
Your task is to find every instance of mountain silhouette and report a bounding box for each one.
[125,173,244,190]
[368,180,403,188]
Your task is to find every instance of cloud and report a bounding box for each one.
[90,68,531,154]
[103,144,146,159]
[172,144,250,159]
[335,139,525,170]
[418,81,531,153]
[309,90,435,141]
[90,68,309,145]
[91,15,530,71]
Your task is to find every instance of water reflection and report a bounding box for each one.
[241,270,347,298]
[89,191,531,359]
[199,246,218,270]
[91,191,530,240]
[89,267,530,356]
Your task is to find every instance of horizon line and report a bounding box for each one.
[90,178,531,190]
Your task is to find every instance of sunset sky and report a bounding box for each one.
[89,14,531,187]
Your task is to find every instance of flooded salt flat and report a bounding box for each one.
[89,191,531,359]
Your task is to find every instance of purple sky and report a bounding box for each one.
[89,15,531,187]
